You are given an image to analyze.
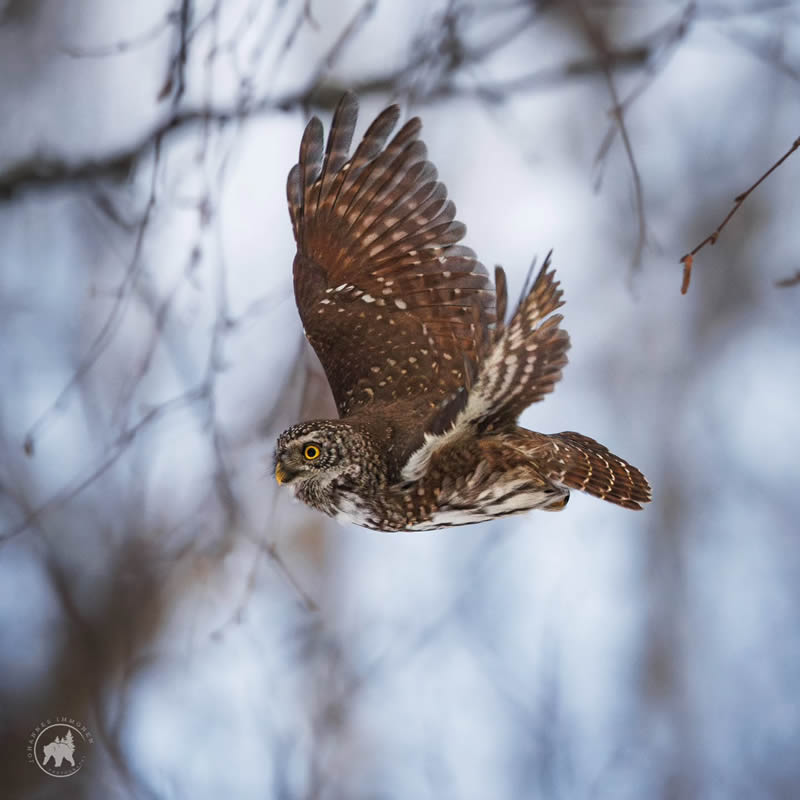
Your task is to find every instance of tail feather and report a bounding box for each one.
[546,431,652,510]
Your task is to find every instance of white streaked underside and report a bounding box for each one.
[406,481,562,531]
[329,479,564,532]
[333,492,375,528]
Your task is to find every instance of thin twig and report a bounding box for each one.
[172,0,192,105]
[3,387,206,542]
[775,269,800,288]
[594,3,694,189]
[61,12,178,57]
[320,0,378,73]
[21,136,163,454]
[304,0,320,30]
[679,135,800,294]
[575,2,648,270]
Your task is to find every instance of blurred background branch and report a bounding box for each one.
[1,1,799,798]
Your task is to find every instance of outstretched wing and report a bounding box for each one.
[287,92,495,417]
[402,255,570,480]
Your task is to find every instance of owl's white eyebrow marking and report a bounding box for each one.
[292,431,327,447]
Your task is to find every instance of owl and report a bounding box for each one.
[274,93,651,531]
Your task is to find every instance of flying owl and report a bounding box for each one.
[274,92,651,531]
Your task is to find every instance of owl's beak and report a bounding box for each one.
[275,463,289,485]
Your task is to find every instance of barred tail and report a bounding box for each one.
[546,431,652,510]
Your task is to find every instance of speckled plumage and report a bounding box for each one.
[274,93,651,531]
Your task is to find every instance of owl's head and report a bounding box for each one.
[274,420,366,491]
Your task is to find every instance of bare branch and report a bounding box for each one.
[164,0,193,105]
[309,0,379,88]
[60,11,178,57]
[775,269,800,288]
[304,0,321,31]
[575,2,649,270]
[721,25,800,83]
[679,135,800,294]
[4,386,206,543]
[21,135,163,455]
[594,3,695,189]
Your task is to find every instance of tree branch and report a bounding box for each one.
[679,135,800,294]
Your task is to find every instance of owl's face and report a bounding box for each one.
[274,420,355,490]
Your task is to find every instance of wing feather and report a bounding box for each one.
[402,254,569,480]
[287,93,496,417]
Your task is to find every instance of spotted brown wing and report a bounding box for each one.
[400,256,572,480]
[424,255,570,436]
[287,92,495,417]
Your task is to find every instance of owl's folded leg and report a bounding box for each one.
[542,493,569,511]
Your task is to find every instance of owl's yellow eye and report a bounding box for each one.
[303,444,321,460]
